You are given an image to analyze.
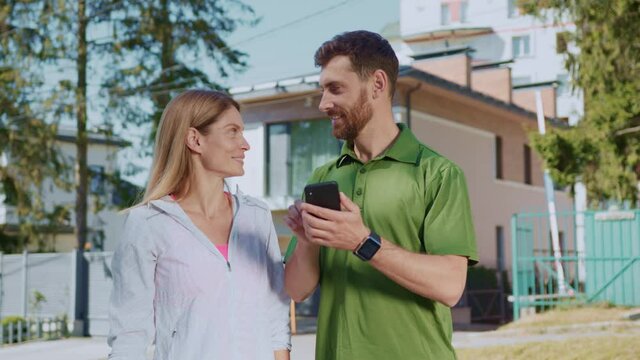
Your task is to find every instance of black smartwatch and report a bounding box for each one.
[353,231,381,261]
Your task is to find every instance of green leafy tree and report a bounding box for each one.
[0,1,72,252]
[521,0,640,206]
[103,0,257,143]
[3,0,256,332]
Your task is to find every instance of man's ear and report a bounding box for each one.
[371,69,388,99]
[185,127,202,154]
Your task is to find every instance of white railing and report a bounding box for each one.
[0,316,68,345]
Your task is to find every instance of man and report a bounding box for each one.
[284,30,478,360]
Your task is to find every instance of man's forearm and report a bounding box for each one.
[369,238,468,307]
[284,241,320,302]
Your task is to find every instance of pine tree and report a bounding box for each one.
[103,0,257,143]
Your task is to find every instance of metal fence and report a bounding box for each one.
[0,251,115,337]
[0,316,68,345]
[511,209,640,320]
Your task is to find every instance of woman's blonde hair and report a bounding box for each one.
[137,89,239,206]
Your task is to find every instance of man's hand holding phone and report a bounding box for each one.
[295,182,369,251]
[284,181,340,245]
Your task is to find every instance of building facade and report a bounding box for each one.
[399,0,582,124]
[0,128,130,253]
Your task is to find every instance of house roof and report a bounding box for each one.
[229,66,566,128]
[403,26,493,43]
[513,80,560,90]
[397,66,567,127]
[471,59,515,70]
[410,46,475,60]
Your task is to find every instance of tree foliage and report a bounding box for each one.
[103,0,257,143]
[1,0,255,253]
[0,1,73,251]
[521,0,640,206]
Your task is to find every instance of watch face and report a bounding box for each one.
[358,237,380,260]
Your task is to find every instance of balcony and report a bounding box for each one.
[403,26,493,44]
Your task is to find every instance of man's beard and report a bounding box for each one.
[328,89,373,141]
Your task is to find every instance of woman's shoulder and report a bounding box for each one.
[121,202,166,224]
[235,193,270,212]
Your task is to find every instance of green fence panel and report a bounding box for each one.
[585,210,640,306]
[512,209,640,320]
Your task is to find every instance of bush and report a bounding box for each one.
[1,316,28,343]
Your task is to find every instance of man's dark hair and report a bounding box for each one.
[314,30,399,99]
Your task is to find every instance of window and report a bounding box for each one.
[523,144,532,185]
[441,3,451,25]
[460,1,469,22]
[266,124,290,197]
[512,35,531,58]
[441,1,468,25]
[89,165,105,195]
[496,226,505,271]
[266,119,341,197]
[495,136,503,179]
[508,0,521,18]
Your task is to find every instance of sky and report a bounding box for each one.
[221,0,398,87]
[122,0,399,185]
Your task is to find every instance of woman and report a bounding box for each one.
[108,90,291,360]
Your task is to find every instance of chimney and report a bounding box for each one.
[471,60,513,103]
[512,82,558,118]
[410,47,473,87]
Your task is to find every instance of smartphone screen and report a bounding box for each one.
[304,181,340,211]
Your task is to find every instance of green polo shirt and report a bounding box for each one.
[286,124,478,360]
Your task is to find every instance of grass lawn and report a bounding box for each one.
[456,335,640,360]
[457,304,640,359]
[501,303,640,332]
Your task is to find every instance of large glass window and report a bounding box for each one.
[267,119,341,197]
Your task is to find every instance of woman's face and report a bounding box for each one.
[197,107,250,178]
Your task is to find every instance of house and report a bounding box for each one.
[226,56,574,295]
[398,0,583,124]
[0,127,131,253]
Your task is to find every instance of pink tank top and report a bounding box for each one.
[169,192,231,261]
[215,244,229,261]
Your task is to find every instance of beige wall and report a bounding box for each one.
[398,80,546,188]
[411,111,572,271]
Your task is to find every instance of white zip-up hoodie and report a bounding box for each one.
[108,192,291,360]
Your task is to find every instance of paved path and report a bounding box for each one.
[2,322,638,359]
[0,335,316,360]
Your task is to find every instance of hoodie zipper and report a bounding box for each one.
[151,195,238,270]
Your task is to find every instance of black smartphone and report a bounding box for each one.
[304,181,340,211]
